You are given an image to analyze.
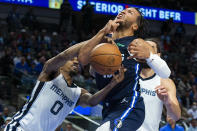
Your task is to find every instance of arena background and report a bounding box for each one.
[0,0,197,130]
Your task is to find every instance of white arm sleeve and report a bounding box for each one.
[146,53,171,78]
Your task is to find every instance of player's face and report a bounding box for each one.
[115,8,140,29]
[63,57,80,75]
[146,41,160,56]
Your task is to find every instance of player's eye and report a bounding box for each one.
[128,11,133,15]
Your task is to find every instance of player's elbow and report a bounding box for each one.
[78,53,89,66]
[87,100,96,107]
[173,105,181,121]
[174,113,181,121]
[175,108,181,121]
[86,98,97,107]
[42,60,51,73]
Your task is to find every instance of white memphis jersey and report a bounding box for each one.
[5,74,81,131]
[137,74,163,131]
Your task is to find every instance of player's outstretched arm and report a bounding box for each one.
[127,38,171,78]
[77,66,126,107]
[38,41,87,82]
[78,20,120,66]
[155,79,181,121]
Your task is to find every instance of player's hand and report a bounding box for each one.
[155,85,170,105]
[127,39,155,60]
[111,65,127,85]
[103,36,117,45]
[101,20,121,35]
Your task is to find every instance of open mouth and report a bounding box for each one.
[72,65,79,72]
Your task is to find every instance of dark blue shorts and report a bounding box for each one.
[102,97,145,131]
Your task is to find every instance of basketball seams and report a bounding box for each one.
[90,43,122,75]
[90,54,122,58]
[90,60,121,67]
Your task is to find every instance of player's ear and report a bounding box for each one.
[59,67,63,71]
[132,23,138,32]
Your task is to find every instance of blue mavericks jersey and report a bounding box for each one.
[95,36,142,111]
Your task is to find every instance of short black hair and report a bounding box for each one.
[134,8,148,38]
[145,38,161,54]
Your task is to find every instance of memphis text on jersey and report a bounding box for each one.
[50,85,74,107]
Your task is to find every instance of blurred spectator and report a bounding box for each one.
[191,32,197,45]
[0,32,4,45]
[6,6,21,32]
[180,104,191,120]
[187,119,197,131]
[161,18,173,35]
[13,51,22,65]
[29,62,37,76]
[0,105,2,113]
[0,48,13,75]
[35,56,46,74]
[0,81,10,99]
[175,22,186,41]
[160,116,184,131]
[181,89,193,109]
[81,0,94,34]
[65,123,74,131]
[2,107,9,121]
[187,102,197,119]
[21,8,38,30]
[14,56,30,75]
[59,0,73,32]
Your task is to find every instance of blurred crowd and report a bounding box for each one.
[0,0,197,130]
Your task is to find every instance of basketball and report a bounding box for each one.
[90,43,122,75]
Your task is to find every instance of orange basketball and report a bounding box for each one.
[90,43,122,75]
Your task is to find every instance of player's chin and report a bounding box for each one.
[70,70,78,76]
[71,66,80,74]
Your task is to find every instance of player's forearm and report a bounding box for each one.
[78,29,106,66]
[146,53,171,78]
[165,100,181,121]
[43,42,85,74]
[87,80,117,106]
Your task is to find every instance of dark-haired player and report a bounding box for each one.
[79,8,171,131]
[137,38,181,131]
[5,43,125,131]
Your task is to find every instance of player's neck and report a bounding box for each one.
[112,28,134,39]
[61,70,73,86]
[140,68,155,79]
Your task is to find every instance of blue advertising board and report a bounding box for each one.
[0,0,48,7]
[69,0,197,25]
[0,0,63,9]
[0,0,197,25]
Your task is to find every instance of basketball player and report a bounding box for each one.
[137,38,181,131]
[79,8,171,131]
[5,43,125,131]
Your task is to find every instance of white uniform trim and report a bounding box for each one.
[5,74,81,131]
[137,74,163,131]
